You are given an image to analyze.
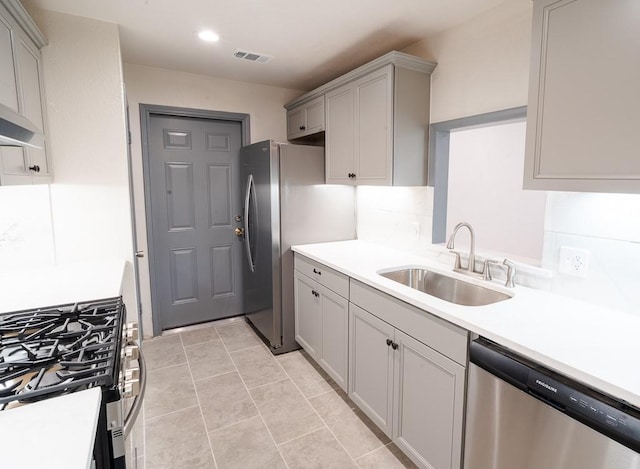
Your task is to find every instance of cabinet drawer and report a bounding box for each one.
[350,279,468,366]
[294,254,349,299]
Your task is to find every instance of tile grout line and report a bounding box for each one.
[221,334,292,469]
[243,376,290,392]
[276,426,331,448]
[192,369,240,384]
[354,441,394,462]
[274,355,362,467]
[305,387,339,400]
[205,413,262,434]
[143,359,188,374]
[144,404,200,424]
[179,333,219,469]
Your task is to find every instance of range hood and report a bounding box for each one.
[0,103,44,149]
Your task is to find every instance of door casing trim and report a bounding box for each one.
[139,104,250,336]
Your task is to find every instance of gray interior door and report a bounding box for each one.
[147,114,243,330]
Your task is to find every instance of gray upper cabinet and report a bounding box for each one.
[285,51,436,186]
[0,13,18,111]
[286,95,325,141]
[0,0,50,185]
[524,0,640,193]
[326,65,394,185]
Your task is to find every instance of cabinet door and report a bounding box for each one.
[524,0,640,193]
[393,331,465,469]
[325,84,354,184]
[348,303,395,437]
[287,106,305,140]
[0,12,18,111]
[16,38,50,182]
[318,285,348,392]
[354,65,393,185]
[304,95,325,134]
[0,146,30,185]
[294,271,320,358]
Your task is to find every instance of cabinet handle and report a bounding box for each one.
[347,173,357,179]
[311,290,319,298]
[28,165,41,173]
[386,339,392,347]
[391,342,398,350]
[299,125,306,131]
[312,268,321,275]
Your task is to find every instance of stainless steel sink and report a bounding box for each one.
[379,268,511,306]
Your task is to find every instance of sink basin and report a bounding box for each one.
[379,268,511,306]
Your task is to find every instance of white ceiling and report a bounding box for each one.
[24,0,506,91]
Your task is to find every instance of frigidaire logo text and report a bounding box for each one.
[536,379,558,393]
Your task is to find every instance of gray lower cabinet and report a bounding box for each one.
[349,280,467,469]
[294,271,321,358]
[393,330,465,469]
[348,303,395,436]
[294,255,468,469]
[293,257,349,391]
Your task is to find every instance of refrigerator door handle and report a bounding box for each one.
[244,174,256,273]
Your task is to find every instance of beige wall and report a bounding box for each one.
[403,0,532,122]
[23,7,136,312]
[123,63,303,336]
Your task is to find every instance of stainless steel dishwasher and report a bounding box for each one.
[464,338,640,469]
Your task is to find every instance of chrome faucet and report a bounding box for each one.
[446,222,476,274]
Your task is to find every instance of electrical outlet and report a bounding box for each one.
[558,246,590,278]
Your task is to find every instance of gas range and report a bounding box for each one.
[0,297,143,468]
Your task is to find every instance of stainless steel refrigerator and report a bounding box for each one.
[239,140,355,354]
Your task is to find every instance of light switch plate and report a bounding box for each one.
[558,246,590,278]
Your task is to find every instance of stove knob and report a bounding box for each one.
[125,344,139,360]
[125,322,139,342]
[123,378,140,398]
[125,365,140,381]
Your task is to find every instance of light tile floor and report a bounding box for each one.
[140,316,417,469]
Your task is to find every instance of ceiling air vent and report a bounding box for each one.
[233,49,272,64]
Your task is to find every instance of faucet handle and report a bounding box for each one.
[482,259,500,281]
[503,259,516,287]
[449,250,462,270]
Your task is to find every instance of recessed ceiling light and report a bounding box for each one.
[198,30,220,43]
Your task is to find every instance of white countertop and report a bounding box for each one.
[292,240,640,409]
[0,260,125,313]
[0,388,102,469]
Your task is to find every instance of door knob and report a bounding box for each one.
[234,227,245,236]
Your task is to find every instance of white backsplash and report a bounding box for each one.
[542,192,640,317]
[356,186,640,317]
[356,186,434,255]
[0,185,56,273]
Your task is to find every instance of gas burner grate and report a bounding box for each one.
[0,297,125,411]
